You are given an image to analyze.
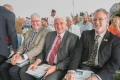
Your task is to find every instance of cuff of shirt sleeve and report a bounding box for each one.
[23,54,28,60]
[17,52,21,54]
[37,59,41,63]
[96,75,102,80]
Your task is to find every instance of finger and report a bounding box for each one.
[28,66,33,70]
[44,72,49,77]
[65,74,70,80]
[33,66,37,70]
[44,67,49,71]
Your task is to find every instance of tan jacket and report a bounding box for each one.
[17,26,49,63]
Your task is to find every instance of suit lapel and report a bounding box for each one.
[89,30,95,55]
[25,30,33,45]
[46,32,57,55]
[58,30,68,50]
[99,30,110,52]
[29,26,44,47]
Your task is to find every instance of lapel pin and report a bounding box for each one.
[103,39,108,41]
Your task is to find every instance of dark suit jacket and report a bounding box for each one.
[37,30,79,70]
[68,29,120,80]
[0,6,17,57]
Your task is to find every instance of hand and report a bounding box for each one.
[11,54,20,60]
[44,66,56,77]
[64,72,75,80]
[28,64,38,70]
[11,55,22,65]
[11,54,20,65]
[28,60,41,70]
[86,75,99,80]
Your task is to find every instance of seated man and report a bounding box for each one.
[64,8,120,80]
[19,16,79,80]
[66,16,81,38]
[0,13,50,80]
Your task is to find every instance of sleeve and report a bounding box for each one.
[97,39,120,80]
[68,32,84,70]
[7,13,18,49]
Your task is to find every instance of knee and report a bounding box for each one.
[19,67,24,76]
[9,66,19,75]
[0,64,7,72]
[0,66,4,72]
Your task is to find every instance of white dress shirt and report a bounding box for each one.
[46,31,65,64]
[67,24,81,38]
[48,16,55,30]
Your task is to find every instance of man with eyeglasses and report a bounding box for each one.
[0,13,50,80]
[64,8,120,80]
[19,16,79,80]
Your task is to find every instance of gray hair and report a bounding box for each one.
[66,16,73,21]
[30,13,41,20]
[3,4,13,12]
[93,8,109,19]
[54,16,66,23]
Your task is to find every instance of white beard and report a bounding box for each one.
[94,26,103,32]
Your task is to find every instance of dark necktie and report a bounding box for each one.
[48,35,61,65]
[24,31,37,54]
[85,35,100,66]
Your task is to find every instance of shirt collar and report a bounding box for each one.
[57,30,66,39]
[95,30,107,39]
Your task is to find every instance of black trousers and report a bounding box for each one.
[0,55,7,65]
[20,64,67,80]
[0,62,21,80]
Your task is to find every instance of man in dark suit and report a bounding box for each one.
[0,4,17,64]
[64,8,120,80]
[19,16,79,80]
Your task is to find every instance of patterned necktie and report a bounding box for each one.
[85,35,100,66]
[48,35,61,65]
[24,31,37,54]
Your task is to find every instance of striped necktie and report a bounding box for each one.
[24,31,37,54]
[48,35,61,65]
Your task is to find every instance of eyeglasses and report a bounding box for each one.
[93,17,106,22]
[31,20,40,23]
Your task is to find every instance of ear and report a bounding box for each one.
[106,18,109,25]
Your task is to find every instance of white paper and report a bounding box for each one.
[16,59,27,63]
[75,69,95,80]
[26,64,51,78]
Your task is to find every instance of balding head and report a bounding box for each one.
[54,16,67,34]
[3,4,14,12]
